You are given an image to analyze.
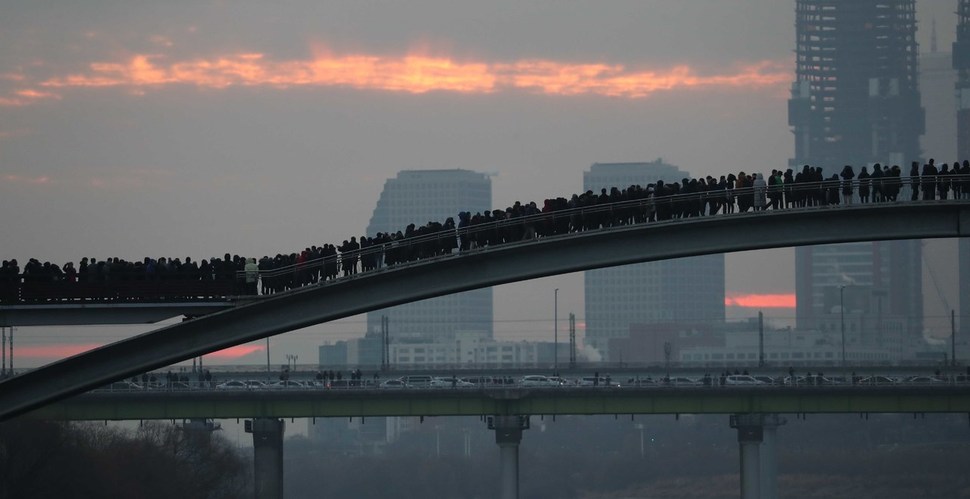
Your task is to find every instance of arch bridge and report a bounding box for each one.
[1,199,969,420]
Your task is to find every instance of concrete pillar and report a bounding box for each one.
[247,418,285,499]
[760,415,786,499]
[490,415,528,499]
[730,414,764,499]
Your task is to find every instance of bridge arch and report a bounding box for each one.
[2,201,969,419]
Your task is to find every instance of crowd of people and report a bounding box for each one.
[2,160,969,304]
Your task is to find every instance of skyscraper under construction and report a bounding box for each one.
[790,1,924,346]
[955,0,970,337]
[789,0,924,168]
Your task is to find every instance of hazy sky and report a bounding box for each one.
[0,1,961,367]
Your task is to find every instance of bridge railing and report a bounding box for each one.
[238,174,970,290]
[2,175,969,305]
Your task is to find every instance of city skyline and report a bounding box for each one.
[0,1,962,367]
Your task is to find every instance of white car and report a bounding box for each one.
[578,376,619,387]
[379,379,410,389]
[662,376,701,386]
[266,380,307,389]
[518,375,560,387]
[724,375,765,386]
[215,380,250,390]
[430,377,475,388]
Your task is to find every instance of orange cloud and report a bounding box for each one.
[35,51,790,99]
[2,174,52,185]
[725,293,796,308]
[0,87,62,106]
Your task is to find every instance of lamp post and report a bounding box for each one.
[554,288,559,373]
[840,285,846,367]
[634,423,645,458]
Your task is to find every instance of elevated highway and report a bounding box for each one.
[27,384,970,421]
[2,200,970,420]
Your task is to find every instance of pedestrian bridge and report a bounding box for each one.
[2,200,969,420]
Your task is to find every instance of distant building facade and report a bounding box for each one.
[788,0,923,168]
[962,239,970,337]
[789,1,924,343]
[582,160,725,359]
[795,242,922,344]
[319,332,556,369]
[957,3,970,338]
[611,319,901,368]
[365,169,493,343]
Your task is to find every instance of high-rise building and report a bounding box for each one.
[956,1,970,338]
[961,239,970,337]
[794,242,922,341]
[789,0,924,168]
[582,160,725,360]
[955,0,970,159]
[789,0,924,342]
[365,169,493,344]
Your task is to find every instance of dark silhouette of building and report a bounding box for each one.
[789,1,924,343]
[957,1,970,339]
[789,0,924,168]
[365,170,493,343]
[582,161,725,359]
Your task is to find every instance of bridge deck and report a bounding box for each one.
[26,386,970,421]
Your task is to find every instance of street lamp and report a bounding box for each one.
[840,285,846,367]
[634,423,645,458]
[554,288,559,373]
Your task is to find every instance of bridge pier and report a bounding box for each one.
[489,415,529,499]
[760,415,786,499]
[246,418,285,499]
[730,414,786,499]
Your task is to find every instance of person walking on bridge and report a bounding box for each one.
[244,258,259,295]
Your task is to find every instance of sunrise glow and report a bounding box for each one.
[20,51,790,102]
[206,344,265,359]
[724,293,796,308]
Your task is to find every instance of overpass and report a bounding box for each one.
[26,383,970,499]
[2,200,970,421]
[26,384,970,421]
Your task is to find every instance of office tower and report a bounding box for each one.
[958,2,970,338]
[365,169,493,343]
[582,160,725,359]
[961,239,970,337]
[795,242,923,340]
[789,0,924,341]
[956,0,970,159]
[789,0,924,168]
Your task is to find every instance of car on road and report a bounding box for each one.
[724,375,765,386]
[578,376,620,387]
[399,375,433,388]
[430,377,475,388]
[903,376,945,384]
[518,375,561,387]
[626,376,658,387]
[752,375,778,385]
[856,375,897,385]
[266,380,308,389]
[661,376,701,386]
[215,380,250,390]
[379,379,410,389]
